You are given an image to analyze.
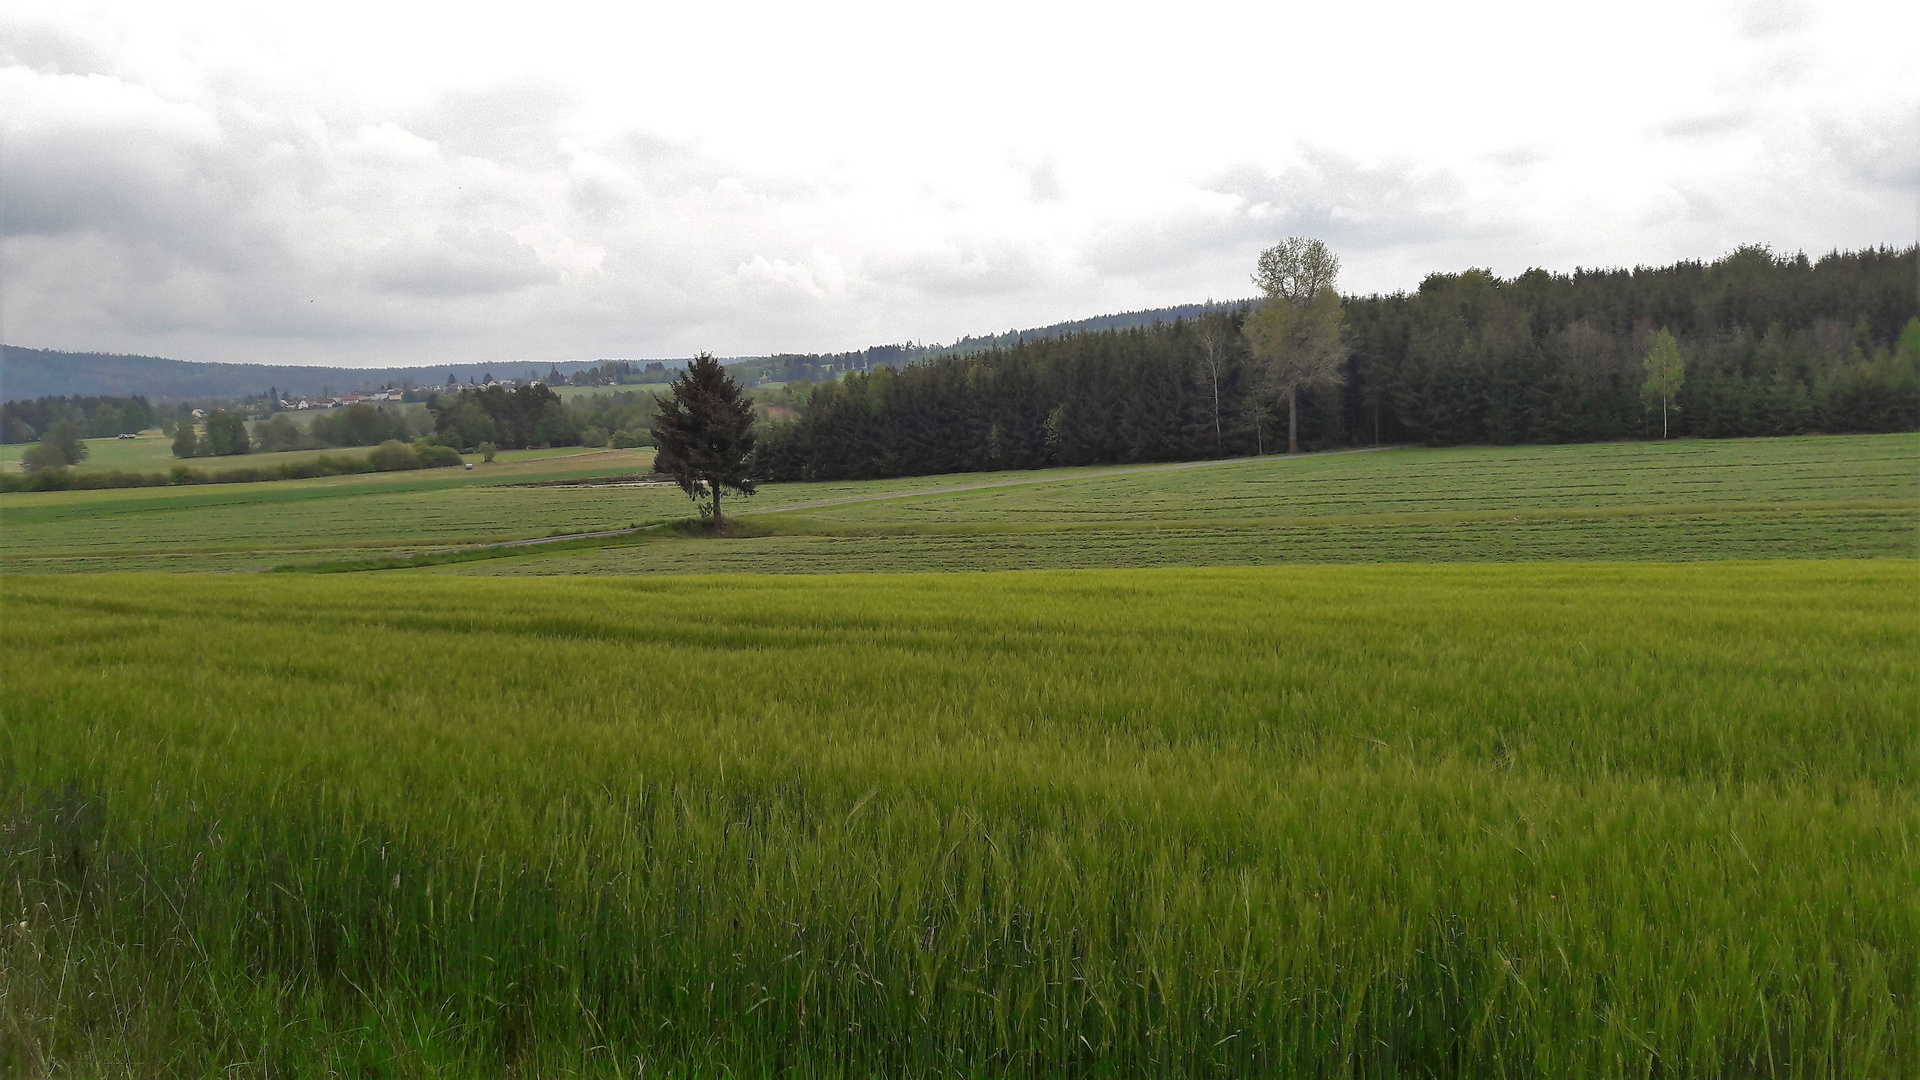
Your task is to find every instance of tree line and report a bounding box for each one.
[3,395,156,444]
[427,384,655,452]
[756,245,1919,481]
[156,390,661,462]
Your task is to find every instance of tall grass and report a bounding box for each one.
[3,562,1916,1076]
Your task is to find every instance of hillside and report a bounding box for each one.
[0,348,620,402]
[3,299,1240,401]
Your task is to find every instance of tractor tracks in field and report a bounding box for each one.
[742,445,1393,515]
[288,446,1394,572]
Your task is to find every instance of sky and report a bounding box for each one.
[2,0,1915,368]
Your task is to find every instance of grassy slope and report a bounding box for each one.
[4,434,1914,574]
[4,563,1914,1076]
[453,434,1920,575]
[0,432,591,476]
[768,436,1916,523]
[0,447,658,571]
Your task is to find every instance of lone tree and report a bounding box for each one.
[1242,238,1346,454]
[650,353,757,532]
[1642,329,1684,438]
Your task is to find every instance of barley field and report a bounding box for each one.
[4,561,1916,1077]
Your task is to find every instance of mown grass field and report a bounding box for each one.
[2,434,1914,573]
[0,447,660,571]
[453,434,1919,575]
[0,431,600,477]
[3,562,1915,1077]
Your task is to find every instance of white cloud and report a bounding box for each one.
[0,0,1914,367]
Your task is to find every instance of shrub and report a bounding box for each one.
[368,440,419,471]
[414,444,463,469]
[579,426,609,448]
[4,443,465,494]
[20,442,70,474]
[479,441,498,463]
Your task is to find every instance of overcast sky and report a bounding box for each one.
[2,0,1914,368]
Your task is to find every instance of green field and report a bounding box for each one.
[460,435,1918,576]
[4,433,1916,1076]
[0,447,660,571]
[0,429,176,473]
[4,563,1915,1076]
[0,429,587,477]
[3,434,1914,574]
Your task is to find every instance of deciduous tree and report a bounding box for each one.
[651,353,757,532]
[1642,329,1684,438]
[38,420,88,468]
[1192,311,1239,455]
[203,412,250,456]
[1243,239,1346,454]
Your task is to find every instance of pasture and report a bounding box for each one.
[3,562,1915,1076]
[0,447,659,572]
[2,434,1914,573]
[0,432,604,477]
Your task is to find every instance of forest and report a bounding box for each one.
[756,246,1919,481]
[2,394,156,443]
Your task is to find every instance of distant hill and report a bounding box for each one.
[724,300,1250,386]
[923,300,1250,359]
[2,300,1245,401]
[0,348,625,402]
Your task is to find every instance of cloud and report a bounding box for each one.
[410,79,577,169]
[1814,100,1920,191]
[1079,149,1501,287]
[0,3,1912,367]
[1020,156,1064,203]
[1659,110,1751,141]
[1203,149,1482,249]
[869,239,1055,299]
[1737,0,1813,38]
[0,14,114,76]
[364,225,556,298]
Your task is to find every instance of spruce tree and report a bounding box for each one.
[650,353,757,531]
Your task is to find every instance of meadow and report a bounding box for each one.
[2,434,1914,574]
[0,430,597,477]
[3,562,1915,1077]
[0,448,661,572]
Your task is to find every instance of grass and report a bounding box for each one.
[450,434,1920,576]
[763,436,1920,525]
[443,502,1917,575]
[3,561,1915,1076]
[3,434,1914,574]
[0,447,660,572]
[0,430,177,473]
[0,431,611,476]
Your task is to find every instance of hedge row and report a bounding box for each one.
[2,441,462,493]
